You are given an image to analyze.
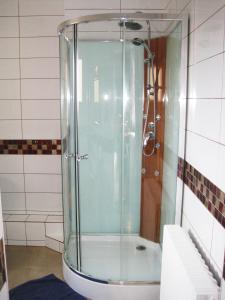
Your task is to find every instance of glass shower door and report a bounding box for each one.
[60,28,79,272]
[76,21,124,281]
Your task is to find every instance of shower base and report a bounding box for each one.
[63,235,161,300]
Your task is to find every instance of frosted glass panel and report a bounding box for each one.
[122,42,144,234]
[77,41,143,234]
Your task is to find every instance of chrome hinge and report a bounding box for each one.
[64,153,75,159]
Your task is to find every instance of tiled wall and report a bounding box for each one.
[168,0,225,294]
[0,0,64,216]
[4,213,63,249]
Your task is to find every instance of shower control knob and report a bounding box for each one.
[155,143,160,149]
[156,114,161,121]
[148,122,155,129]
[154,170,160,177]
[141,168,146,175]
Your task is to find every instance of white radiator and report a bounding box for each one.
[160,225,219,300]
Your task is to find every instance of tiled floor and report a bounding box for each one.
[6,246,63,289]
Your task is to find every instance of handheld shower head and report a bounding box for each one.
[132,38,152,58]
[132,38,144,46]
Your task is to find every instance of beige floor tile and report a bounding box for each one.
[6,246,63,289]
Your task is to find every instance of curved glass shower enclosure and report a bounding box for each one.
[59,13,186,285]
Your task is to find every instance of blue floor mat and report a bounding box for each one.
[10,274,86,300]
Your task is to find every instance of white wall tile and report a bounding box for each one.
[0,100,21,119]
[183,186,214,252]
[59,242,64,253]
[7,240,26,245]
[176,0,191,13]
[0,59,20,79]
[46,215,63,222]
[25,174,62,193]
[121,0,167,9]
[188,54,223,99]
[217,144,225,192]
[0,0,18,16]
[20,58,59,79]
[26,193,62,213]
[0,120,22,139]
[186,131,220,186]
[210,219,225,272]
[0,174,24,192]
[64,0,120,9]
[187,98,221,142]
[3,215,10,221]
[0,80,20,99]
[166,0,177,13]
[0,38,19,58]
[27,241,45,246]
[7,214,27,221]
[27,215,47,222]
[46,222,63,240]
[22,100,60,120]
[0,17,19,37]
[222,52,225,99]
[6,222,26,240]
[221,98,225,144]
[19,0,64,16]
[64,9,120,20]
[26,222,45,240]
[20,37,59,58]
[20,16,63,37]
[21,79,60,99]
[2,193,26,212]
[0,155,23,173]
[24,155,61,174]
[45,236,59,252]
[195,0,225,28]
[194,8,225,63]
[188,32,195,66]
[22,120,60,139]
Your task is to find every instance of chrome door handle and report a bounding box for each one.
[76,154,88,162]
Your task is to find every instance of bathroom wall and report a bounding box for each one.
[166,0,225,294]
[0,0,64,246]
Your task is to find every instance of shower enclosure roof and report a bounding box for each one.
[58,12,184,34]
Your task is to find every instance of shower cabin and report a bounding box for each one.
[58,13,188,300]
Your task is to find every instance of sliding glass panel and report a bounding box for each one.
[60,27,78,271]
[76,21,124,281]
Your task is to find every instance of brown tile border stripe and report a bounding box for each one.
[0,140,61,155]
[178,157,225,281]
[178,157,225,229]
